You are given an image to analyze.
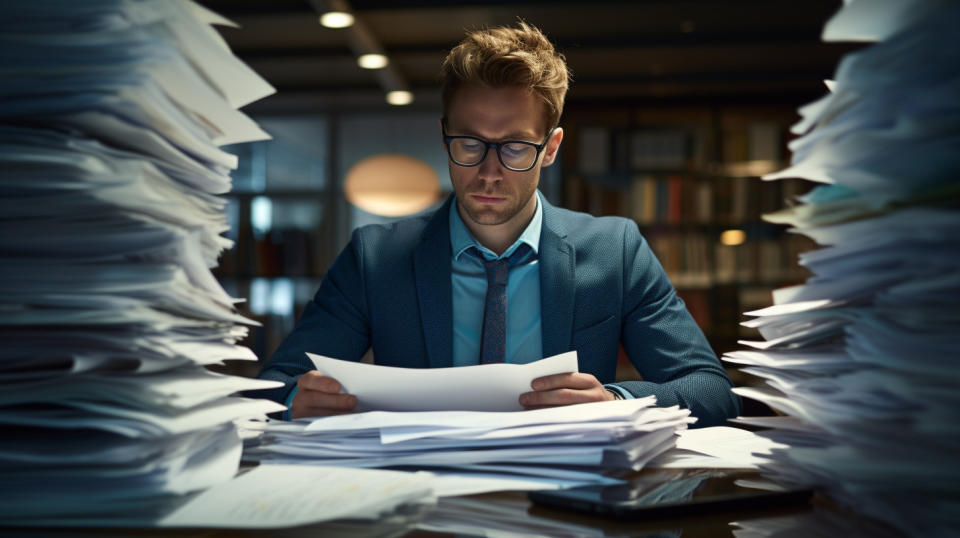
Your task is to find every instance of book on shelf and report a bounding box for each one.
[630,128,689,170]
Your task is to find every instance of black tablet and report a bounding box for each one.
[528,469,812,519]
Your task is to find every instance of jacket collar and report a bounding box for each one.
[538,196,576,358]
[413,195,455,369]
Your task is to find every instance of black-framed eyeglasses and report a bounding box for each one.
[442,124,555,172]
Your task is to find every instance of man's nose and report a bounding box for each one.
[477,147,502,180]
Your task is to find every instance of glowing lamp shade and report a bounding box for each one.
[344,154,441,217]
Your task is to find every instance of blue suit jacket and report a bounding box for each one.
[255,195,740,427]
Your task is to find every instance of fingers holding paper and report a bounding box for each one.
[290,370,358,418]
[519,372,615,409]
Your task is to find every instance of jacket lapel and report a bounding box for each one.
[413,196,455,369]
[539,198,576,358]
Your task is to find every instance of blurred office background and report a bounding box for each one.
[200,0,857,391]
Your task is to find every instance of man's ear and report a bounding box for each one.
[541,127,564,167]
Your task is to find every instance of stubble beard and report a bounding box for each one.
[461,198,518,226]
[460,186,537,228]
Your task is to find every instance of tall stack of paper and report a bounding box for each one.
[246,397,694,490]
[0,1,287,524]
[726,1,960,536]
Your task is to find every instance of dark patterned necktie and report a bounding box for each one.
[477,244,531,364]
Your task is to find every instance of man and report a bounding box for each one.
[255,22,740,427]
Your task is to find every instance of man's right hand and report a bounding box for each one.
[289,370,358,419]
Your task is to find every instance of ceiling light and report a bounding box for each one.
[357,54,389,69]
[319,11,354,28]
[720,229,747,246]
[386,91,413,106]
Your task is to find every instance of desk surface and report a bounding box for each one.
[2,466,906,538]
[4,491,895,538]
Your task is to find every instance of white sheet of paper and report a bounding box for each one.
[307,351,579,412]
[653,426,787,469]
[160,465,433,528]
[821,0,939,42]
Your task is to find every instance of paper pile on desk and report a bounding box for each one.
[161,464,433,529]
[246,397,694,493]
[648,426,787,470]
[0,0,292,525]
[727,1,960,536]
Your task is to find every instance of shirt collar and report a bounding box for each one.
[450,191,543,262]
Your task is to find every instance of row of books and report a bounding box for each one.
[572,175,809,225]
[217,229,332,277]
[575,121,783,176]
[647,232,813,289]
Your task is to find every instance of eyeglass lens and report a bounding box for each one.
[449,138,538,170]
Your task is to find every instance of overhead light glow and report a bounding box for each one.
[386,90,414,106]
[720,229,747,246]
[345,154,440,217]
[357,54,389,69]
[319,11,354,28]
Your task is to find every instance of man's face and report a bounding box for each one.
[443,85,562,231]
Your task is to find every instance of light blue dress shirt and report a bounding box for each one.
[449,192,543,366]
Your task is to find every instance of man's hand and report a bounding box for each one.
[290,370,358,419]
[519,372,615,409]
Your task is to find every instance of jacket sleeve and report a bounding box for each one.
[612,220,741,427]
[247,230,372,405]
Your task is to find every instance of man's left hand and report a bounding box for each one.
[519,372,615,409]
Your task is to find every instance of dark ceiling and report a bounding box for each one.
[197,0,857,114]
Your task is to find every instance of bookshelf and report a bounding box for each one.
[560,105,816,390]
[213,117,339,377]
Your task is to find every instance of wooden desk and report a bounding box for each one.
[2,477,902,537]
[0,493,823,538]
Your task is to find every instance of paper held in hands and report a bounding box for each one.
[306,352,579,412]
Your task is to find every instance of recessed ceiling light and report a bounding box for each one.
[386,91,414,106]
[358,54,389,69]
[319,11,354,29]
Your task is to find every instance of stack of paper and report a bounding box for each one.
[246,397,694,491]
[648,426,788,470]
[0,1,291,525]
[161,465,434,530]
[727,1,960,536]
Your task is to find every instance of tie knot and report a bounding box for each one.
[474,244,531,287]
[483,257,509,286]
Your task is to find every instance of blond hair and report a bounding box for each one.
[440,21,570,132]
